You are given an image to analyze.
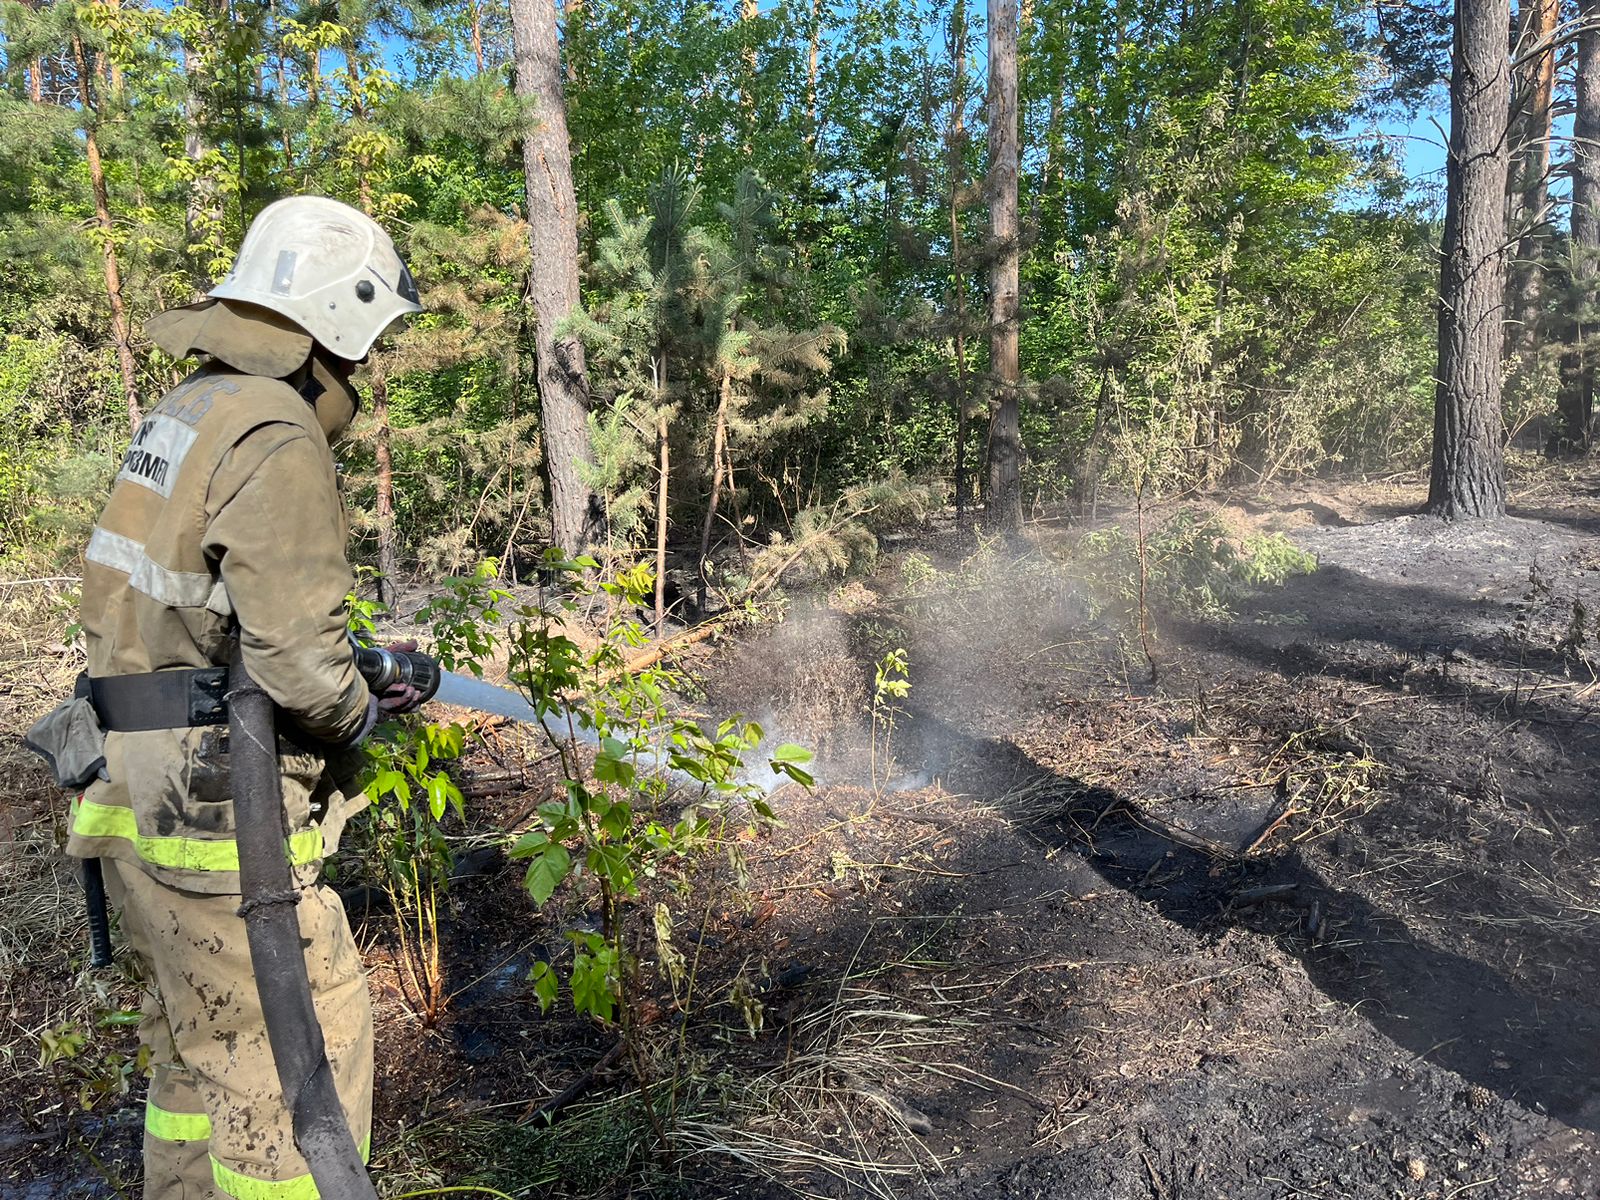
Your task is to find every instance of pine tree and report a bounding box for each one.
[1426,0,1511,518]
[986,0,1022,529]
[509,0,599,555]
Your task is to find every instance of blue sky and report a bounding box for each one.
[1362,104,1579,215]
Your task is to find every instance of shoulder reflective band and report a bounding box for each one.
[70,797,323,873]
[211,1136,371,1200]
[146,1101,212,1143]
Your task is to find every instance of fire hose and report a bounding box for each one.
[228,655,380,1200]
[227,643,444,1200]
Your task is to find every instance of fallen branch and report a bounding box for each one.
[622,616,733,674]
[517,1040,627,1126]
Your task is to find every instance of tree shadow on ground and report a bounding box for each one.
[1172,563,1600,774]
[899,707,1600,1137]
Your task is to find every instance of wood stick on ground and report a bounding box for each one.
[621,616,734,674]
[517,1040,627,1125]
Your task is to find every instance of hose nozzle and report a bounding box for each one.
[352,644,442,703]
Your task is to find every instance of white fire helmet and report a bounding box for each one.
[208,195,423,361]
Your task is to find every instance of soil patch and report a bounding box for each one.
[6,469,1600,1198]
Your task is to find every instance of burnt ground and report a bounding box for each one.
[5,465,1600,1199]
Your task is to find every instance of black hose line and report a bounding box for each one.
[228,656,378,1200]
[82,857,114,968]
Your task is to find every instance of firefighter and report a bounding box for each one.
[61,195,425,1199]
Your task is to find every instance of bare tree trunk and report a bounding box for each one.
[655,410,669,631]
[1558,0,1600,443]
[805,0,821,151]
[947,0,970,529]
[470,0,485,73]
[1426,0,1511,518]
[73,32,140,433]
[1505,0,1557,350]
[985,0,1022,530]
[181,43,222,284]
[101,0,125,97]
[345,45,374,213]
[372,373,400,599]
[24,0,44,105]
[740,0,758,155]
[270,0,294,168]
[509,0,600,554]
[347,143,401,591]
[696,371,732,614]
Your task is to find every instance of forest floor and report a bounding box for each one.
[5,461,1600,1199]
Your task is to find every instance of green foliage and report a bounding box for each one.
[38,1006,149,1112]
[1076,509,1317,622]
[747,473,941,592]
[346,565,506,1025]
[0,330,122,570]
[572,165,845,567]
[870,647,910,795]
[505,553,812,1027]
[0,0,1479,585]
[412,559,511,676]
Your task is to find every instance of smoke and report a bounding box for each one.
[692,543,1113,800]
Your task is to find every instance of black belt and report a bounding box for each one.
[88,667,230,731]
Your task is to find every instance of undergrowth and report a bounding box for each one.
[1074,507,1318,624]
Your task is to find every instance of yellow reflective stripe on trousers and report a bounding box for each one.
[145,1100,212,1143]
[210,1136,371,1200]
[71,796,323,872]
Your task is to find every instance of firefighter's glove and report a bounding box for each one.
[374,639,431,716]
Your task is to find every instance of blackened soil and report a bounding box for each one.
[8,466,1600,1199]
[690,471,1600,1199]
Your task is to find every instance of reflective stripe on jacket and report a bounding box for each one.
[68,363,372,894]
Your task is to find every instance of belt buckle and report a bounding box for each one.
[187,667,229,726]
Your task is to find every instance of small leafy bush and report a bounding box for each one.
[1076,508,1316,622]
[505,554,812,1031]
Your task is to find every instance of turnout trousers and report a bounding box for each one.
[104,859,374,1200]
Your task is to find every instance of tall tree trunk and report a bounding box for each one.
[510,0,600,555]
[805,0,821,152]
[270,0,294,167]
[26,0,44,106]
[20,0,45,102]
[564,0,583,85]
[1505,0,1557,350]
[345,45,374,213]
[101,0,125,97]
[348,128,401,592]
[655,411,670,631]
[181,42,221,284]
[73,32,140,433]
[1426,0,1511,518]
[740,0,759,155]
[469,0,485,73]
[1558,0,1600,443]
[947,0,970,528]
[985,0,1022,530]
[372,373,400,598]
[696,370,732,614]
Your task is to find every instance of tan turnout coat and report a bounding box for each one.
[67,362,371,895]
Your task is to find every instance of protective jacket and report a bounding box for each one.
[67,331,370,896]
